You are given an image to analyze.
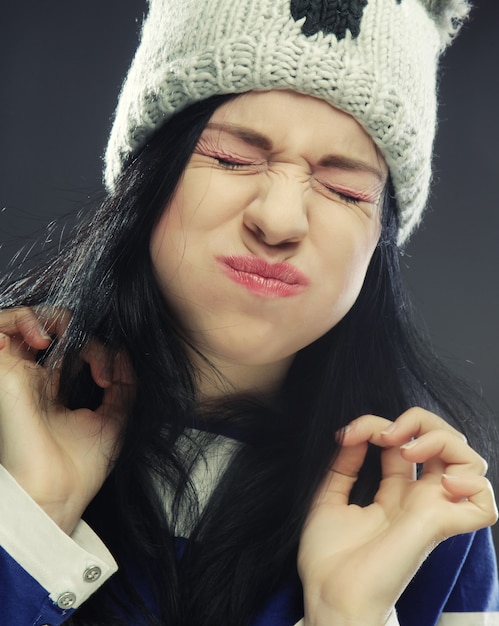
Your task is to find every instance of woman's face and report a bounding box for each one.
[151,91,388,394]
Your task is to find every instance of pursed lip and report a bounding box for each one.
[216,254,309,297]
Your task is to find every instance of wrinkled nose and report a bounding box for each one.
[243,173,309,246]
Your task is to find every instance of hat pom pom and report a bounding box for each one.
[420,0,471,47]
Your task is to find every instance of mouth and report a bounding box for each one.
[217,254,309,297]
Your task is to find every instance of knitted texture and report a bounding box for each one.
[104,0,470,244]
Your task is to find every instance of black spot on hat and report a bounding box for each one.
[290,0,401,40]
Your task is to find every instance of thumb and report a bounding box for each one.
[314,440,369,507]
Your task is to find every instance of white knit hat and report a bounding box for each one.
[104,0,470,245]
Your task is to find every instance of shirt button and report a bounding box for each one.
[83,565,102,582]
[57,591,77,609]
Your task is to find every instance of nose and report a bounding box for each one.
[243,171,309,247]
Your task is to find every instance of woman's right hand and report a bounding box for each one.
[0,307,131,534]
[298,409,497,626]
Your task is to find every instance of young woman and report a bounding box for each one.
[0,1,497,625]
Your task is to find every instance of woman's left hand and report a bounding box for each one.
[297,407,498,626]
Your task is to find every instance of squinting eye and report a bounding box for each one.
[331,190,361,205]
[322,185,362,205]
[214,156,267,173]
[216,157,249,169]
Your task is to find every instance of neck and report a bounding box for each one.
[189,350,293,402]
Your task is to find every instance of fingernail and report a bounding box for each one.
[400,439,419,450]
[335,424,351,440]
[96,364,113,388]
[381,422,397,435]
[338,424,352,436]
[37,322,52,341]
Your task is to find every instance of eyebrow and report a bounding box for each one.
[317,154,385,183]
[204,122,385,182]
[205,122,274,150]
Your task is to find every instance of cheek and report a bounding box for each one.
[150,209,182,282]
[344,232,379,294]
[317,227,379,324]
[149,172,209,284]
[149,198,201,311]
[156,168,255,239]
[320,205,380,266]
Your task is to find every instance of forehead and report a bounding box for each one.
[208,90,387,175]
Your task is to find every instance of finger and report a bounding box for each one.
[339,417,417,484]
[399,430,488,477]
[82,341,113,388]
[0,333,50,441]
[440,475,498,535]
[84,346,136,390]
[379,407,466,447]
[379,445,417,481]
[111,350,135,386]
[32,305,71,338]
[93,353,135,431]
[339,415,394,447]
[340,412,463,482]
[338,415,416,479]
[98,383,132,431]
[0,307,52,351]
[315,441,369,507]
[91,376,133,463]
[0,332,38,375]
[340,410,465,453]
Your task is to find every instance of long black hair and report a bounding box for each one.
[0,94,495,626]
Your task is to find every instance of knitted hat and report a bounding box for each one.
[104,0,470,245]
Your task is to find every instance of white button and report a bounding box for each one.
[57,591,76,609]
[83,565,102,582]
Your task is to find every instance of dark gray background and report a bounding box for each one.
[1,1,498,546]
